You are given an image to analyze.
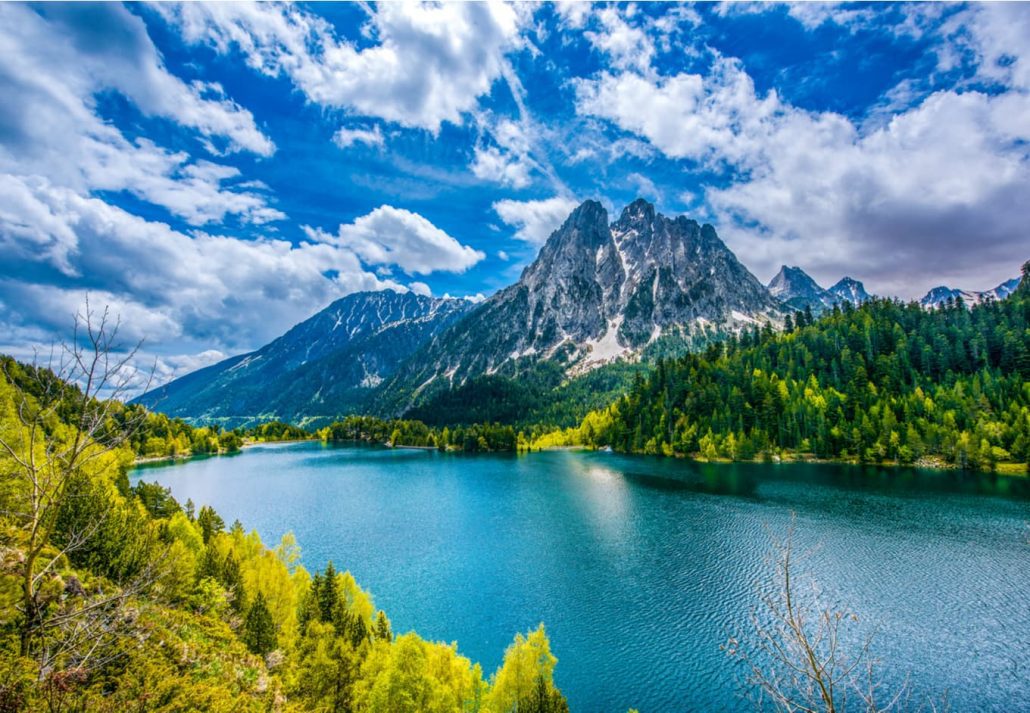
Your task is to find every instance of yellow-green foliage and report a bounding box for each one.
[484,624,561,712]
[0,366,571,712]
[355,633,486,712]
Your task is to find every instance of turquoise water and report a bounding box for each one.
[132,442,1030,712]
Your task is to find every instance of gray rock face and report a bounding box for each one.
[827,277,872,305]
[133,290,473,423]
[768,268,873,313]
[767,265,835,313]
[377,199,780,411]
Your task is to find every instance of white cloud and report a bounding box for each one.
[158,1,526,133]
[444,292,487,304]
[707,88,1030,296]
[498,250,510,261]
[0,175,479,371]
[471,146,533,189]
[305,205,484,276]
[555,2,591,30]
[333,125,385,150]
[575,28,1030,297]
[0,3,281,226]
[575,56,785,169]
[0,4,272,157]
[942,3,1030,91]
[493,196,579,245]
[715,2,875,33]
[786,3,875,31]
[408,281,432,297]
[584,6,655,73]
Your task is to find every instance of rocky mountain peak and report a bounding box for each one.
[827,277,871,304]
[615,197,657,227]
[768,265,822,298]
[766,266,875,313]
[375,198,781,411]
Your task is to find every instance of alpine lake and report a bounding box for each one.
[131,441,1030,712]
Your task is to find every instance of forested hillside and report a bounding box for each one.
[542,263,1030,473]
[2,356,317,460]
[402,327,730,430]
[0,332,570,711]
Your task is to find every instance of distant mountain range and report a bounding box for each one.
[134,291,472,422]
[918,278,1022,309]
[767,265,872,313]
[133,198,1024,423]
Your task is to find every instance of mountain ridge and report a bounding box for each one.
[919,277,1022,309]
[766,266,872,313]
[136,196,1024,424]
[373,198,781,414]
[133,290,473,423]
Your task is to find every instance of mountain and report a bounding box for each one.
[919,276,1022,309]
[133,290,473,423]
[768,267,873,313]
[564,265,1030,471]
[375,199,780,413]
[767,266,835,312]
[827,277,872,305]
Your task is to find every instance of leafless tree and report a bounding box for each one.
[724,515,927,713]
[0,299,160,684]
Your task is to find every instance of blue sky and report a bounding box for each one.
[1,2,1028,384]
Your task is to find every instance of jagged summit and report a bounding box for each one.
[768,266,872,313]
[376,198,780,412]
[767,265,834,312]
[827,277,872,304]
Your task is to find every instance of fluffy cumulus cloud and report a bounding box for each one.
[304,206,484,276]
[0,2,497,388]
[493,196,580,245]
[575,55,785,169]
[0,173,478,380]
[583,5,656,73]
[574,4,1030,297]
[407,281,432,297]
[0,3,281,226]
[156,1,525,132]
[0,176,397,346]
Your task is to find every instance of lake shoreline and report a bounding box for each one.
[135,436,1027,479]
[133,437,316,466]
[539,445,1029,478]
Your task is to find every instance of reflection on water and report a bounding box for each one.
[131,442,1030,712]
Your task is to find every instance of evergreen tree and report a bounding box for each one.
[374,610,393,643]
[560,286,1029,472]
[222,553,246,613]
[319,561,340,624]
[196,505,225,544]
[242,592,278,655]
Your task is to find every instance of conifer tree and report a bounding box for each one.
[374,610,393,643]
[319,561,339,623]
[243,592,278,655]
